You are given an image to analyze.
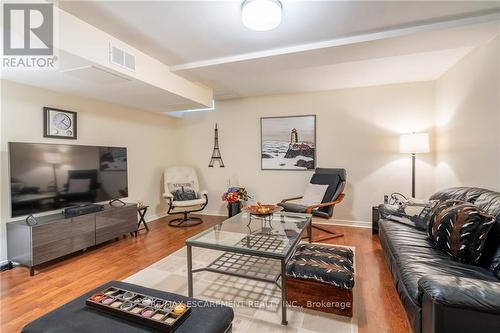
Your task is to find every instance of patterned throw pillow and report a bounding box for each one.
[379,199,438,230]
[428,200,496,264]
[167,182,197,201]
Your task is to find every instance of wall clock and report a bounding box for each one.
[43,107,77,139]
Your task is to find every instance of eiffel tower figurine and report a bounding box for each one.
[209,123,225,167]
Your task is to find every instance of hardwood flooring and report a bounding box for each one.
[0,215,411,333]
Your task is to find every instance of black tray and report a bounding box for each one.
[86,286,191,332]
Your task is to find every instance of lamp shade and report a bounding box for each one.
[400,133,430,154]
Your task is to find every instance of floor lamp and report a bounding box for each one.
[400,133,430,198]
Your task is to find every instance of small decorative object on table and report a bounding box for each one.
[86,286,191,332]
[243,202,282,225]
[222,186,250,217]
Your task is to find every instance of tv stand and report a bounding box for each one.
[7,203,137,276]
[109,198,126,207]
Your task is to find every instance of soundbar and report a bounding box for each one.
[63,203,104,218]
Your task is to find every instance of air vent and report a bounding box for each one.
[110,43,136,72]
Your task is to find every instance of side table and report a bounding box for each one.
[137,205,149,232]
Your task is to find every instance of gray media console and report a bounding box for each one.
[7,204,137,276]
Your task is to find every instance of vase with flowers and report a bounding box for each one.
[222,187,250,217]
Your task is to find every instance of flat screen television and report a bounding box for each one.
[9,142,128,218]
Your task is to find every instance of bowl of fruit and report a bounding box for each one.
[243,202,282,216]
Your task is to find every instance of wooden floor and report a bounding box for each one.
[0,215,411,333]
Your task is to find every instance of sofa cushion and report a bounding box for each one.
[428,201,496,265]
[379,220,498,305]
[429,187,486,203]
[430,187,500,278]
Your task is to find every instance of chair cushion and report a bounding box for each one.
[310,173,341,203]
[171,198,207,207]
[301,183,329,206]
[286,243,355,289]
[278,202,307,213]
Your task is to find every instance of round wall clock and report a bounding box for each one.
[43,107,77,139]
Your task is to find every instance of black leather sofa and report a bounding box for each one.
[378,187,500,333]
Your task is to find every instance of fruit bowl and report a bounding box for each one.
[243,203,282,216]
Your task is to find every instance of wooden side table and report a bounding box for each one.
[137,205,149,232]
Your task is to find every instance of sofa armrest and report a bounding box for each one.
[163,192,173,199]
[418,275,500,314]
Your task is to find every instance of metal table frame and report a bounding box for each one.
[186,213,312,325]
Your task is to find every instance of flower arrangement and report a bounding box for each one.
[222,187,250,203]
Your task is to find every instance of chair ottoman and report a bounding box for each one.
[285,243,355,317]
[22,280,233,333]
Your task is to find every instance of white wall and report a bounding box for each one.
[0,80,181,262]
[435,35,500,190]
[178,82,436,222]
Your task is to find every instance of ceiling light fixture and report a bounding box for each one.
[241,0,282,31]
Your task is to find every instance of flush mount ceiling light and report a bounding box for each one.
[241,0,282,31]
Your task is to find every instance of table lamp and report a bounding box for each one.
[400,133,430,198]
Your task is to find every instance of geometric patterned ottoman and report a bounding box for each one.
[285,244,355,317]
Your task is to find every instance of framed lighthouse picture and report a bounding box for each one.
[260,115,316,170]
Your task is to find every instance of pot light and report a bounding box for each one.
[241,0,282,31]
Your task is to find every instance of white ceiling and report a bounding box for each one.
[57,1,500,100]
[1,51,194,114]
[5,1,500,110]
[59,1,500,65]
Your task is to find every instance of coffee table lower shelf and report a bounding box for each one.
[187,246,290,325]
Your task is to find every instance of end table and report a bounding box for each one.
[137,205,149,232]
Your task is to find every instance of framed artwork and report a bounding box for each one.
[99,147,127,171]
[260,115,316,170]
[43,107,77,139]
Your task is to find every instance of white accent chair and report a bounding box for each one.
[163,166,208,227]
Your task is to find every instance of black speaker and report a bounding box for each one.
[372,206,380,234]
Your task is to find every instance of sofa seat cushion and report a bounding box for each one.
[379,220,498,305]
[286,243,355,289]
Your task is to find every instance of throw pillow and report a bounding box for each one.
[428,201,496,264]
[67,178,91,193]
[379,199,438,230]
[300,183,329,207]
[167,181,197,201]
[172,187,197,201]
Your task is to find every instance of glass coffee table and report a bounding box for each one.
[186,211,312,325]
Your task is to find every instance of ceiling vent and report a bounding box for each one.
[110,43,136,72]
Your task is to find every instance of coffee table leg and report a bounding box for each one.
[281,258,288,325]
[187,245,193,297]
[308,219,312,243]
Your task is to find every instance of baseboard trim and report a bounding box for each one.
[199,211,371,229]
[200,210,226,217]
[145,212,169,223]
[313,219,371,229]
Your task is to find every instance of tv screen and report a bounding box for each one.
[9,142,128,217]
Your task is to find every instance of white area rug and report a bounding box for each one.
[124,245,358,333]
